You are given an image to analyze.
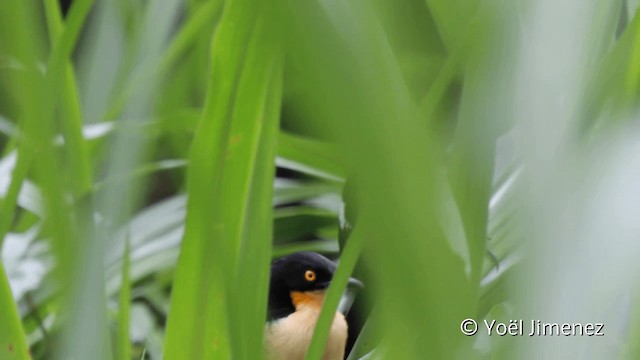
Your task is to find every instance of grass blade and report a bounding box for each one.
[285,1,474,358]
[42,0,93,196]
[305,227,365,360]
[0,264,29,359]
[0,149,32,249]
[116,234,132,360]
[163,1,283,359]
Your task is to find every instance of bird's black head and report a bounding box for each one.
[267,252,337,321]
[272,252,336,291]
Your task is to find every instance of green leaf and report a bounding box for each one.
[285,1,474,358]
[42,0,93,197]
[0,264,29,359]
[445,3,516,292]
[163,1,284,359]
[346,316,378,360]
[277,131,345,181]
[424,0,478,52]
[115,234,132,360]
[305,225,365,360]
[106,0,224,120]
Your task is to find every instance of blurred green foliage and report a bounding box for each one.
[0,0,639,359]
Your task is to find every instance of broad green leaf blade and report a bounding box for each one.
[445,3,517,291]
[0,1,85,358]
[346,316,378,360]
[285,0,474,358]
[229,50,283,360]
[163,1,283,359]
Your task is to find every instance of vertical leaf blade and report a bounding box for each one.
[163,1,283,359]
[0,264,29,360]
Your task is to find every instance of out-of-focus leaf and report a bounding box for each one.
[277,131,345,181]
[433,2,520,299]
[106,0,224,120]
[285,0,474,358]
[1,226,46,302]
[346,316,378,360]
[163,2,283,359]
[306,220,365,360]
[102,177,340,293]
[274,206,338,244]
[424,0,478,52]
[0,115,17,137]
[0,149,32,248]
[116,235,131,360]
[272,239,339,258]
[580,10,640,133]
[273,179,341,205]
[0,264,29,359]
[42,0,92,197]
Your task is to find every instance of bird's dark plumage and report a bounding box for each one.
[265,251,360,360]
[268,251,336,321]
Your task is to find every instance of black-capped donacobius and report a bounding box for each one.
[265,252,363,360]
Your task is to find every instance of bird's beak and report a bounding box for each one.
[347,277,364,289]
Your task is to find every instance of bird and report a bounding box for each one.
[265,251,363,360]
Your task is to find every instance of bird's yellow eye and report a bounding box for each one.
[304,270,316,282]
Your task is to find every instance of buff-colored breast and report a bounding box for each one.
[265,291,348,360]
